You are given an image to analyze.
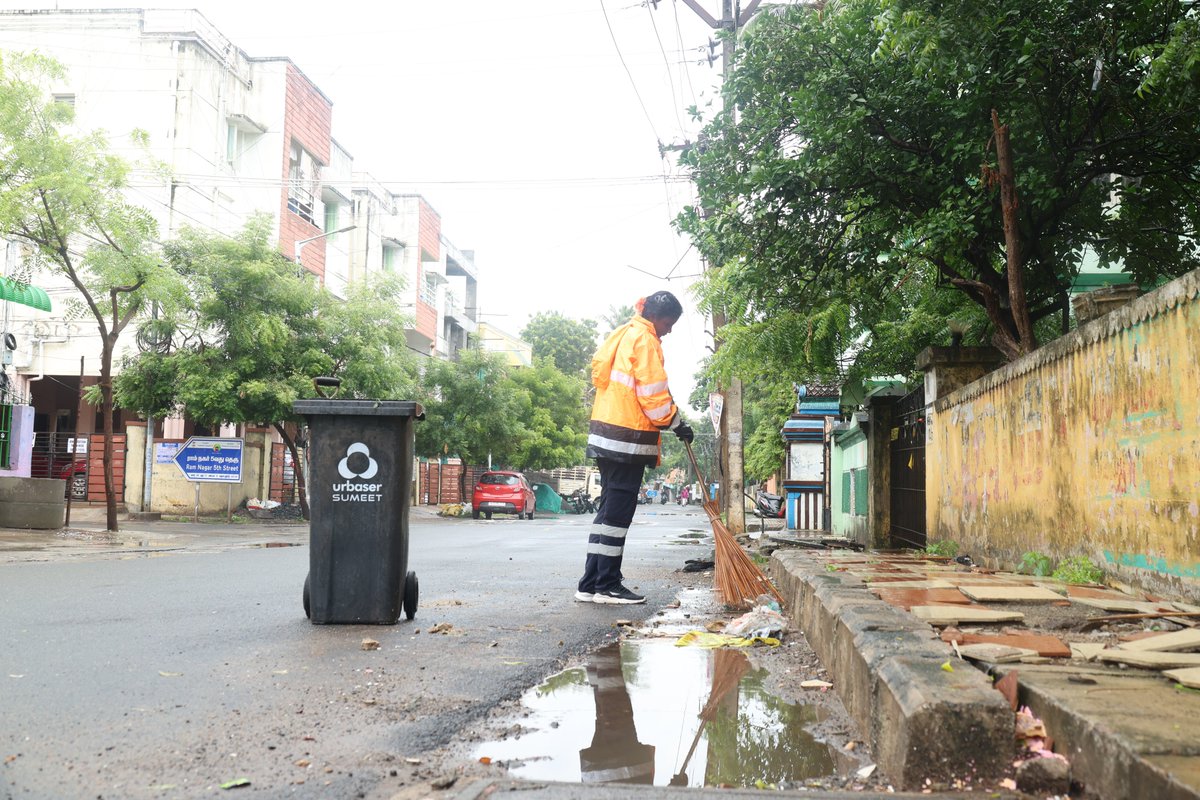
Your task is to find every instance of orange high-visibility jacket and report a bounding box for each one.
[586,315,682,466]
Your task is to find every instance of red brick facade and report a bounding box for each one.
[279,63,333,281]
[415,197,441,342]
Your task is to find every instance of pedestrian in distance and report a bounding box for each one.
[575,291,694,605]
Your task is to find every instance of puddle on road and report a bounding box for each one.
[477,639,837,788]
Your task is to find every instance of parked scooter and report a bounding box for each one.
[752,488,785,519]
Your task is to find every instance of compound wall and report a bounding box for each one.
[927,268,1200,601]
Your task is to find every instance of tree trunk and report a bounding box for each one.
[275,422,309,520]
[991,109,1037,356]
[100,340,119,532]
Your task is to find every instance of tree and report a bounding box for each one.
[740,379,794,485]
[0,51,186,531]
[114,218,417,519]
[414,346,525,497]
[599,304,637,337]
[507,357,588,470]
[679,0,1200,372]
[520,312,597,375]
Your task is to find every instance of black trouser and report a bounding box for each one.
[577,459,646,593]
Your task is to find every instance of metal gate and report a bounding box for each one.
[889,387,927,549]
[31,432,126,502]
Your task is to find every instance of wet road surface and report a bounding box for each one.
[0,507,710,798]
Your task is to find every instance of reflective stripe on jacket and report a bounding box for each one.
[586,315,680,466]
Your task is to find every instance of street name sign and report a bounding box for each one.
[172,437,244,483]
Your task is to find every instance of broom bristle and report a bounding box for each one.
[684,441,783,610]
[699,649,749,722]
[701,500,783,608]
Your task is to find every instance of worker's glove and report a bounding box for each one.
[675,424,694,444]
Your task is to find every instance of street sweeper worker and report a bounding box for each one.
[575,290,694,605]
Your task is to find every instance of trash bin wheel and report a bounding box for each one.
[472,509,480,520]
[403,571,419,620]
[303,573,311,619]
[485,511,492,520]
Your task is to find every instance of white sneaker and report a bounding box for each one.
[574,591,595,602]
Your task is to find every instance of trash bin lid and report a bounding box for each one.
[293,399,424,418]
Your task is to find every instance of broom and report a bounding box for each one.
[684,441,783,609]
[670,649,750,785]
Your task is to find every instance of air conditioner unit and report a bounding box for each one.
[10,348,32,369]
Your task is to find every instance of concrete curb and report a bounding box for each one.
[771,550,1014,790]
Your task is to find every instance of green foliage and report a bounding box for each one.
[1051,555,1105,585]
[599,304,637,336]
[519,312,598,375]
[117,217,416,430]
[322,274,420,401]
[414,346,525,469]
[924,540,959,558]
[0,51,187,529]
[678,0,1200,379]
[743,379,795,483]
[507,357,589,469]
[1018,551,1054,577]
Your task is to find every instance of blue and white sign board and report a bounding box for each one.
[172,437,244,483]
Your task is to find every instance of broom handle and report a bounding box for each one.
[684,440,707,490]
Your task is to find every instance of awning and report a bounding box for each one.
[0,276,51,311]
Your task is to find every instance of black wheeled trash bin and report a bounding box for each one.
[294,399,423,624]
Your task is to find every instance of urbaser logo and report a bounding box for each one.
[333,443,382,502]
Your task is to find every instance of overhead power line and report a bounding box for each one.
[645,0,686,134]
[127,171,691,191]
[599,0,663,151]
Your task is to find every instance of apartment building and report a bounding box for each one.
[347,188,480,360]
[0,7,485,505]
[0,8,339,427]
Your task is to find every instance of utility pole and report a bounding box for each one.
[675,0,759,534]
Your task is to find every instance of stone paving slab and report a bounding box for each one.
[771,547,1200,800]
[993,663,1200,800]
[771,550,1013,790]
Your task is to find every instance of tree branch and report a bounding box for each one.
[38,189,109,339]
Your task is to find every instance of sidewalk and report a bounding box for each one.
[0,504,466,563]
[0,512,299,564]
[771,548,1200,798]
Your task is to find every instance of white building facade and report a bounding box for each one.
[0,7,483,505]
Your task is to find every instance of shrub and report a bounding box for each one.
[924,540,959,558]
[1018,551,1054,577]
[1052,555,1105,585]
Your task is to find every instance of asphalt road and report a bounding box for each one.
[0,506,711,799]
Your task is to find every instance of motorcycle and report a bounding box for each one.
[752,489,785,519]
[562,488,596,514]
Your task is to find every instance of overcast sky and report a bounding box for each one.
[28,0,751,408]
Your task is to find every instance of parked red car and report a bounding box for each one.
[472,471,535,520]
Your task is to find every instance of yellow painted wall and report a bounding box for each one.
[125,426,273,515]
[928,269,1200,600]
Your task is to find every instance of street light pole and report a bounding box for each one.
[295,225,356,274]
